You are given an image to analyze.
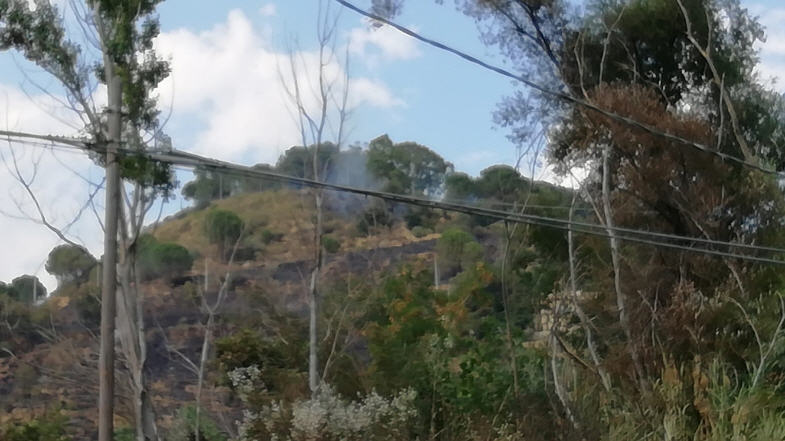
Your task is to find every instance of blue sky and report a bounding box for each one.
[1,0,785,289]
[149,0,517,174]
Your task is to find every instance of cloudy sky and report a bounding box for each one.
[0,0,784,290]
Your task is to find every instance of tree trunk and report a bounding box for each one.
[308,190,323,394]
[117,254,158,441]
[194,314,213,441]
[601,145,644,388]
[98,64,122,441]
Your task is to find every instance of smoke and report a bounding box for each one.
[324,146,383,217]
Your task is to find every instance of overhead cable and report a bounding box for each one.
[4,133,785,265]
[331,0,781,177]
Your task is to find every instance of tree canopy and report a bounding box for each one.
[367,134,453,196]
[10,275,47,304]
[46,245,97,287]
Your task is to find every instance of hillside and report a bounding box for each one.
[0,174,580,440]
[153,189,437,266]
[0,187,447,438]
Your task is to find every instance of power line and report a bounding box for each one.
[142,148,785,263]
[160,155,785,265]
[4,133,785,265]
[331,0,781,177]
[159,149,785,255]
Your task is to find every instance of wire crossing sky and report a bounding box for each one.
[3,130,785,266]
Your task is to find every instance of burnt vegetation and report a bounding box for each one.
[4,0,785,440]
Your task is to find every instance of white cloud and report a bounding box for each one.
[348,21,422,66]
[259,3,277,17]
[0,83,102,292]
[349,77,405,108]
[0,8,410,291]
[752,5,785,90]
[154,9,403,164]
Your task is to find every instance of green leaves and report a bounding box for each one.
[135,234,193,280]
[203,209,244,261]
[0,410,71,441]
[367,134,453,197]
[0,0,82,88]
[45,244,97,286]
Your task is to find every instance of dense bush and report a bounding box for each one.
[137,235,194,280]
[45,245,97,287]
[166,406,227,441]
[230,373,417,441]
[436,228,482,276]
[0,411,71,441]
[10,275,47,304]
[403,206,440,230]
[259,229,284,245]
[322,235,341,254]
[356,202,393,235]
[410,226,433,238]
[204,209,245,261]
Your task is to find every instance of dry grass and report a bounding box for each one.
[153,189,437,268]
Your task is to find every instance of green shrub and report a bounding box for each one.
[356,203,393,235]
[166,405,227,441]
[45,245,96,287]
[404,206,440,230]
[322,235,341,254]
[437,228,482,275]
[233,246,258,262]
[260,229,284,245]
[137,235,194,280]
[1,411,71,441]
[10,275,47,304]
[215,329,270,375]
[215,329,297,393]
[204,209,244,261]
[153,243,194,278]
[113,427,134,441]
[410,226,433,238]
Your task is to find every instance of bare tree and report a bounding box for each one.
[279,0,351,394]
[161,231,244,441]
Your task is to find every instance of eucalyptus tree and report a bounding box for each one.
[1,1,172,440]
[279,0,351,395]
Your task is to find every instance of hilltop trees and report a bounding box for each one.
[182,169,237,207]
[203,209,244,262]
[367,135,453,197]
[5,276,46,304]
[46,245,97,288]
[276,143,340,181]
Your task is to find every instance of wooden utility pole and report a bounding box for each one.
[98,65,122,441]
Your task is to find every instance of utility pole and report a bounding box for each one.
[98,63,122,441]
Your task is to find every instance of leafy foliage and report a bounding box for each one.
[367,134,453,197]
[0,411,71,441]
[276,143,340,181]
[203,209,244,262]
[136,234,193,280]
[45,245,97,287]
[166,405,227,441]
[322,235,341,254]
[10,275,47,304]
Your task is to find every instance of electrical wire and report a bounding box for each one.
[331,0,782,177]
[4,134,785,265]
